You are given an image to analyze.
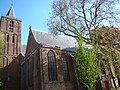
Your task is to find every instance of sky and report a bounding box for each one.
[0,0,120,44]
[0,0,53,44]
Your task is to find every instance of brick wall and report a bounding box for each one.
[24,46,78,90]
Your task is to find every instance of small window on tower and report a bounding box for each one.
[6,34,9,42]
[12,35,15,43]
[9,21,14,32]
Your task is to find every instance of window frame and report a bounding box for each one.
[9,20,14,32]
[47,50,57,81]
[61,56,70,81]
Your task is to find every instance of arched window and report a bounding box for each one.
[9,21,14,32]
[48,50,57,81]
[14,35,18,54]
[12,34,18,55]
[12,35,15,43]
[61,57,70,81]
[12,35,15,54]
[6,33,9,54]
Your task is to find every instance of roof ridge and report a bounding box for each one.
[31,28,76,39]
[31,28,48,33]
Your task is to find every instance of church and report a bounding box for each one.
[0,3,120,90]
[0,4,80,90]
[20,27,79,90]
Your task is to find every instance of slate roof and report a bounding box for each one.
[6,5,16,18]
[31,28,78,51]
[21,44,26,56]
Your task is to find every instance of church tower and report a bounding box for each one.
[0,4,21,67]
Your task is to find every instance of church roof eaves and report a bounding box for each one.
[1,16,22,22]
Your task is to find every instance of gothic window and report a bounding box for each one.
[61,57,70,81]
[48,50,57,81]
[9,21,14,32]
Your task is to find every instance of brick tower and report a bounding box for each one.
[0,4,21,67]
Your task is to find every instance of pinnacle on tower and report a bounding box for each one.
[6,1,16,18]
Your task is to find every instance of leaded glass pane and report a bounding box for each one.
[61,57,70,81]
[48,50,57,81]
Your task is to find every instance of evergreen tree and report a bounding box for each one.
[75,33,99,90]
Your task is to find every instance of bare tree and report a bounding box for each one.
[47,1,120,89]
[47,0,120,43]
